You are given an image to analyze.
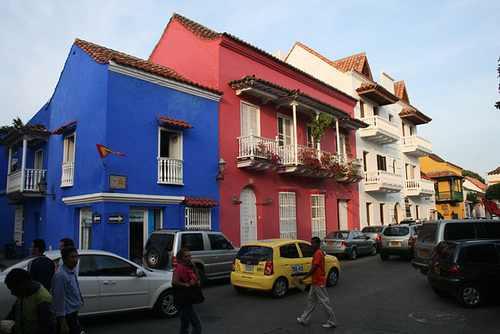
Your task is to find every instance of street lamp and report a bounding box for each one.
[38,176,55,200]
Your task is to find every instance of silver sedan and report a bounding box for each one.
[322,230,377,260]
[0,249,177,319]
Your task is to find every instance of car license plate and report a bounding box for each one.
[245,264,254,272]
[422,250,428,257]
[433,266,440,275]
[390,241,399,246]
[327,241,334,246]
[291,264,303,275]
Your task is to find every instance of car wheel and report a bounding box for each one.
[146,246,168,269]
[234,286,247,294]
[432,286,452,297]
[196,265,205,287]
[271,277,288,299]
[380,253,389,261]
[370,246,377,256]
[155,289,178,318]
[326,268,339,287]
[349,248,357,261]
[457,283,483,308]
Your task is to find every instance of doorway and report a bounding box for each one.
[240,187,257,246]
[129,209,161,263]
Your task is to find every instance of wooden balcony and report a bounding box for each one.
[157,157,183,185]
[6,169,46,199]
[402,135,432,157]
[404,178,435,197]
[358,116,399,144]
[364,170,403,193]
[436,190,463,203]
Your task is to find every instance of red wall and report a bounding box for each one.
[150,18,361,246]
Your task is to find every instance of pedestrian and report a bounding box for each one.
[3,268,56,334]
[297,237,337,329]
[172,247,202,334]
[28,238,56,291]
[51,246,84,334]
[55,238,79,276]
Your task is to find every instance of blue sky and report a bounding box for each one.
[1,0,499,181]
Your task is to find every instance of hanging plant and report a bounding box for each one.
[311,113,332,146]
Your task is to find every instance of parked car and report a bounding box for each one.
[361,225,386,252]
[144,229,238,286]
[399,219,425,226]
[379,224,421,261]
[0,249,177,319]
[231,239,340,298]
[427,239,500,308]
[322,230,377,260]
[412,219,500,274]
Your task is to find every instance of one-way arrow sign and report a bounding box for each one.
[108,215,125,223]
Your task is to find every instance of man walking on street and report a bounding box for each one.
[297,237,337,329]
[51,246,84,334]
[28,238,56,291]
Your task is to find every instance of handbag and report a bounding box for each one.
[173,284,205,308]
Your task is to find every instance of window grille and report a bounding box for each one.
[279,192,297,239]
[185,207,211,230]
[311,194,326,239]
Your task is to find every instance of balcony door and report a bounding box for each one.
[278,114,293,146]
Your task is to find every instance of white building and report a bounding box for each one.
[283,42,436,227]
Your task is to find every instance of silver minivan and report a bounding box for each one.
[412,219,500,274]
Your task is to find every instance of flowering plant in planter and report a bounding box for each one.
[298,148,324,173]
[253,142,283,171]
[345,159,363,181]
[320,152,347,179]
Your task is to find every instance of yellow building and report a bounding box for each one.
[420,154,465,219]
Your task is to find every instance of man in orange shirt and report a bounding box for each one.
[297,237,337,328]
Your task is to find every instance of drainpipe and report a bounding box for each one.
[21,137,27,192]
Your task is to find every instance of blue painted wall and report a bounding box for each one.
[10,43,220,258]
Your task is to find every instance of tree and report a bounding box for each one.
[496,56,500,110]
[485,183,500,200]
[0,117,24,135]
[466,192,479,214]
[462,169,486,185]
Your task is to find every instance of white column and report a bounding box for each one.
[7,147,12,174]
[335,118,340,158]
[21,138,27,192]
[292,101,298,165]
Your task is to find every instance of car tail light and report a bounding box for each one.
[231,258,236,271]
[264,261,274,275]
[376,234,381,242]
[448,265,460,277]
[172,256,178,268]
[408,236,415,246]
[341,241,346,247]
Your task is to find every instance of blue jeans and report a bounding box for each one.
[178,304,202,334]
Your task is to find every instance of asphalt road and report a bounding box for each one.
[79,254,500,333]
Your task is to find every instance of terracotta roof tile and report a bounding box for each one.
[488,166,500,175]
[51,120,77,135]
[74,39,222,95]
[160,15,355,101]
[428,153,446,163]
[156,115,194,129]
[356,83,399,103]
[184,197,219,207]
[420,171,435,181]
[292,42,373,81]
[465,176,488,191]
[394,81,410,104]
[399,108,432,125]
[426,170,463,179]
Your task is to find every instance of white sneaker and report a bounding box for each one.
[322,322,337,328]
[297,317,308,325]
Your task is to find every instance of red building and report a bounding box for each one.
[149,14,367,246]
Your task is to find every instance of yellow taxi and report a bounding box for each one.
[230,239,341,298]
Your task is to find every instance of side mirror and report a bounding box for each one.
[136,269,145,277]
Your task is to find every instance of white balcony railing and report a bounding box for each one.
[61,161,74,187]
[237,134,278,159]
[364,170,403,193]
[7,169,46,194]
[359,116,399,144]
[405,178,435,196]
[401,135,432,157]
[158,157,183,185]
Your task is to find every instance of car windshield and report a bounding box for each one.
[145,234,174,251]
[326,231,349,239]
[237,246,273,263]
[362,227,383,233]
[431,242,456,261]
[383,226,409,236]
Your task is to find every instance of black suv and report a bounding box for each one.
[427,239,500,308]
[144,229,238,286]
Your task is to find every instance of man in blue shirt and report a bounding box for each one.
[28,238,56,291]
[51,246,84,334]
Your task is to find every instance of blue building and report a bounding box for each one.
[1,39,222,260]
